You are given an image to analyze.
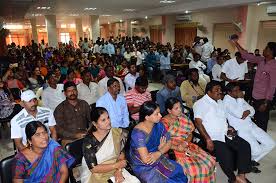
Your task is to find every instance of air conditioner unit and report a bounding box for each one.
[176,14,192,21]
[267,5,276,16]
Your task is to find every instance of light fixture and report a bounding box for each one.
[36,24,41,27]
[185,10,190,14]
[61,24,67,28]
[119,19,123,22]
[47,7,51,9]
[84,7,97,10]
[41,7,47,9]
[160,0,175,4]
[123,9,136,12]
[69,13,79,16]
[37,7,41,9]
[102,15,111,16]
[32,13,42,16]
[145,16,148,19]
[108,22,110,24]
[257,2,270,6]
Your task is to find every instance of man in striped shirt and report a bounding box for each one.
[125,77,152,121]
[11,90,57,151]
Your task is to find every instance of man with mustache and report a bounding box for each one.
[96,78,129,128]
[11,90,57,151]
[54,81,91,146]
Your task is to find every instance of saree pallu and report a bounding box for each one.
[161,115,216,183]
[13,139,75,183]
[128,122,188,183]
[81,128,140,183]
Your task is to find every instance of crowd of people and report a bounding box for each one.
[0,35,275,183]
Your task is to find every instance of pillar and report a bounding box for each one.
[30,18,38,43]
[126,19,132,37]
[45,15,58,47]
[75,18,83,41]
[162,15,175,45]
[90,15,100,43]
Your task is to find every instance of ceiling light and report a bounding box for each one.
[37,7,41,9]
[108,22,110,24]
[69,14,79,16]
[102,15,111,16]
[47,7,51,9]
[160,0,175,4]
[185,10,190,14]
[145,16,148,19]
[61,24,67,28]
[41,7,47,10]
[84,7,97,10]
[119,19,123,22]
[123,9,136,12]
[257,2,270,6]
[36,24,41,27]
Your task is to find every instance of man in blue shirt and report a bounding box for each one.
[96,78,130,128]
[145,47,158,82]
[107,39,115,56]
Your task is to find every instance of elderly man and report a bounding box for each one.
[96,78,129,128]
[193,81,252,183]
[11,90,57,151]
[156,74,182,114]
[54,81,90,146]
[125,77,152,122]
[223,83,275,165]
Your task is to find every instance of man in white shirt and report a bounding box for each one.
[189,53,210,83]
[11,90,57,151]
[124,62,139,91]
[77,70,99,105]
[98,65,125,96]
[223,83,275,163]
[201,37,214,62]
[212,54,225,82]
[221,52,248,84]
[93,40,100,53]
[42,72,65,111]
[192,36,203,55]
[133,47,144,66]
[96,78,129,128]
[193,81,252,183]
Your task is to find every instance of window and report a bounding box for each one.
[60,32,70,43]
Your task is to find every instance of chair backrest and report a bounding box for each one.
[65,138,84,183]
[0,155,15,183]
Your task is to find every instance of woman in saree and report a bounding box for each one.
[13,121,74,183]
[161,97,216,183]
[80,107,140,183]
[128,101,188,183]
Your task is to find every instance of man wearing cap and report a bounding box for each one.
[41,71,65,111]
[10,90,57,151]
[156,74,182,114]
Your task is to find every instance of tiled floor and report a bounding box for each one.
[1,82,275,182]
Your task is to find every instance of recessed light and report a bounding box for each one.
[145,16,148,19]
[185,10,190,14]
[37,7,41,9]
[123,9,135,12]
[102,15,111,16]
[47,7,51,10]
[41,7,47,10]
[108,22,110,24]
[84,7,97,10]
[160,0,175,4]
[119,19,123,22]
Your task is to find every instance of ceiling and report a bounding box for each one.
[1,0,261,24]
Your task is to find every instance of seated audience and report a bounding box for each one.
[206,50,218,75]
[3,69,25,90]
[180,68,206,108]
[81,107,140,183]
[13,121,74,182]
[201,37,214,63]
[88,57,100,79]
[0,78,22,120]
[128,101,188,183]
[189,53,210,83]
[28,67,45,92]
[156,74,182,114]
[54,81,90,146]
[116,59,129,80]
[63,68,82,85]
[96,78,129,128]
[98,65,125,96]
[145,46,159,82]
[124,61,139,91]
[221,52,248,84]
[125,77,152,122]
[193,81,252,183]
[223,83,275,164]
[11,90,57,151]
[161,97,216,182]
[77,70,99,105]
[160,48,171,78]
[42,72,65,111]
[212,54,225,82]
